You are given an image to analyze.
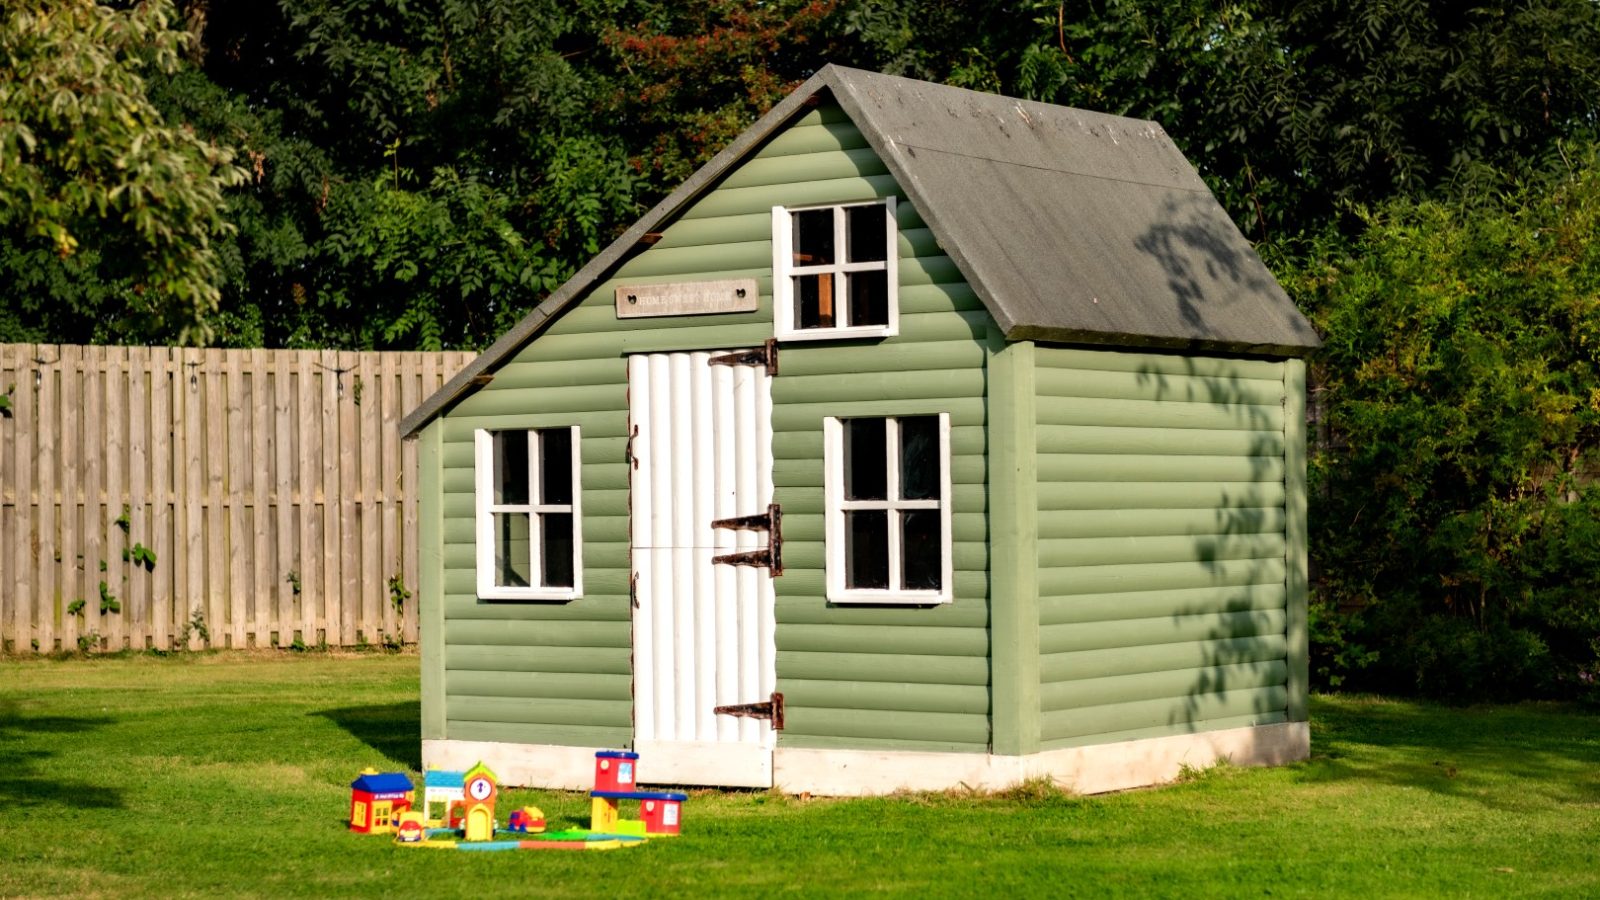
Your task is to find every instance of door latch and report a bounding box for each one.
[708,338,778,376]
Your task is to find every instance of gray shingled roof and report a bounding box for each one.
[403,65,1319,437]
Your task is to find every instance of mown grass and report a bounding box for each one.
[2,653,1596,898]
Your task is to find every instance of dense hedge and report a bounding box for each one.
[1282,152,1600,700]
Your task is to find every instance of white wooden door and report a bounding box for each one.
[628,350,777,787]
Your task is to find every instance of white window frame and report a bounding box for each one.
[823,413,953,605]
[772,197,899,341]
[474,426,583,601]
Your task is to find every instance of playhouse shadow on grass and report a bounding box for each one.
[1293,697,1600,811]
[314,702,422,770]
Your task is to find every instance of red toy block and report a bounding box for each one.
[593,750,639,792]
[640,794,684,836]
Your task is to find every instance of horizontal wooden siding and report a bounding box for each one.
[1033,347,1290,749]
[429,103,992,753]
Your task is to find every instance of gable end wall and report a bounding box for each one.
[425,103,994,755]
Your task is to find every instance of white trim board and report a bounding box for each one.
[423,723,1307,796]
[775,722,1308,796]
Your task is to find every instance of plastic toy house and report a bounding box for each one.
[460,762,498,841]
[404,66,1321,796]
[422,769,465,824]
[349,770,414,834]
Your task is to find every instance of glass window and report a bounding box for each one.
[826,414,951,603]
[476,426,582,599]
[775,199,897,340]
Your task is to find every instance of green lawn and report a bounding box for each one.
[1,654,1596,898]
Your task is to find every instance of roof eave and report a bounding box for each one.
[401,68,840,438]
[1004,323,1322,359]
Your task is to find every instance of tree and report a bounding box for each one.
[0,0,245,343]
[1281,150,1600,698]
[137,0,640,350]
[827,1,1600,240]
[593,0,844,196]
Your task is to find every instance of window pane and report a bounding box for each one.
[846,203,886,262]
[541,513,574,588]
[793,208,834,265]
[845,510,889,590]
[846,271,889,327]
[539,428,572,505]
[795,273,835,329]
[898,415,939,500]
[843,418,887,500]
[493,431,529,505]
[901,510,942,591]
[494,512,531,587]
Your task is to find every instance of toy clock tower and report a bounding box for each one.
[460,761,499,841]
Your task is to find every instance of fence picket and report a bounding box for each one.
[224,350,246,648]
[126,349,149,649]
[151,348,173,650]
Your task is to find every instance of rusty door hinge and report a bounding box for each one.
[711,503,782,575]
[708,338,778,376]
[711,502,780,534]
[713,691,784,731]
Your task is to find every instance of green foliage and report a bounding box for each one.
[595,0,843,194]
[122,543,157,571]
[387,572,411,616]
[178,605,209,647]
[1284,148,1600,698]
[65,599,86,618]
[130,0,641,350]
[0,0,247,343]
[98,580,120,616]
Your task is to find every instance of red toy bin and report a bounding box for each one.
[640,793,687,836]
[593,750,640,792]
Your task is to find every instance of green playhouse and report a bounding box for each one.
[401,66,1321,794]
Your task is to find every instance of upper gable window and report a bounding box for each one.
[474,426,582,601]
[772,198,898,341]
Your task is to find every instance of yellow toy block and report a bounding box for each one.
[589,796,619,833]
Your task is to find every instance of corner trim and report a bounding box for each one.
[1283,358,1309,721]
[986,329,1039,756]
[417,425,446,741]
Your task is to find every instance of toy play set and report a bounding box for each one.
[348,750,686,852]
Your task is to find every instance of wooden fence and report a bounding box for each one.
[0,344,474,653]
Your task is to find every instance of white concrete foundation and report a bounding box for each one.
[424,722,1307,796]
